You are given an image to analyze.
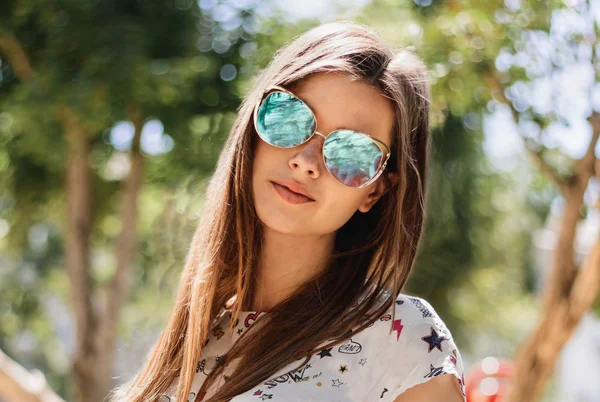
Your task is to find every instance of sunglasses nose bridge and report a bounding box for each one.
[313,131,327,140]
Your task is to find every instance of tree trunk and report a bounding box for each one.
[61,106,107,402]
[99,102,145,395]
[506,113,600,402]
[508,213,600,401]
[486,70,600,401]
[60,104,145,401]
[1,33,145,402]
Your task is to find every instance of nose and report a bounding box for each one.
[288,133,325,179]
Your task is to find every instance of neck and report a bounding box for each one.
[249,227,335,312]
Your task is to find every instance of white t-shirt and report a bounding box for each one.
[160,292,467,401]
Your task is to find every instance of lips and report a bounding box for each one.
[271,181,315,204]
[271,180,315,200]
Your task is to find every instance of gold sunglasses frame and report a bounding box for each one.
[252,85,392,189]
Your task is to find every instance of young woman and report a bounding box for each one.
[111,20,466,402]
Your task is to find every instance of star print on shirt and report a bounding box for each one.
[316,347,333,358]
[331,379,344,387]
[237,328,243,335]
[421,326,447,353]
[338,365,348,373]
[359,358,367,366]
[212,325,225,339]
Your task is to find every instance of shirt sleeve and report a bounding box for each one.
[378,294,467,402]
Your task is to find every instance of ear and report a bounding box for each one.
[358,171,399,213]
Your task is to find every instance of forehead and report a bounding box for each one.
[288,72,395,148]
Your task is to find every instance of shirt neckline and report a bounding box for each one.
[231,310,267,316]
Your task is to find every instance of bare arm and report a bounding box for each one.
[393,373,464,402]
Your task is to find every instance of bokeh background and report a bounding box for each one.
[1,0,600,401]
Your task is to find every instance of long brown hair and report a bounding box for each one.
[110,20,431,402]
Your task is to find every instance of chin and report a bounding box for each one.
[256,207,301,234]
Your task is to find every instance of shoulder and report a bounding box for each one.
[375,293,467,402]
[394,293,453,333]
[391,371,465,402]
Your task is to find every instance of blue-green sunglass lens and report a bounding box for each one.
[323,130,383,187]
[256,91,315,147]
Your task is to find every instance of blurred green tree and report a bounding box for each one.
[361,1,600,401]
[0,0,265,400]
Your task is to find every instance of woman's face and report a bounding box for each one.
[252,71,396,236]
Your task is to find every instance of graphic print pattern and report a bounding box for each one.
[159,293,467,402]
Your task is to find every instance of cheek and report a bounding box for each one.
[253,136,285,171]
[316,188,368,231]
[252,141,276,184]
[252,143,269,198]
[252,136,265,169]
[328,182,370,210]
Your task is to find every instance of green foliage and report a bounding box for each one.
[0,0,270,396]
